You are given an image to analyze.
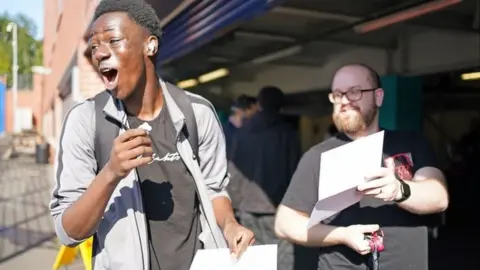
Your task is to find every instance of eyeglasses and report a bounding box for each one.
[328,88,376,104]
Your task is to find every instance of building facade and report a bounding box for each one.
[41,0,104,157]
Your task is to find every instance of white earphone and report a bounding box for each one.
[148,43,155,52]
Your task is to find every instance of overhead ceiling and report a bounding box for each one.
[159,0,478,84]
[147,0,190,25]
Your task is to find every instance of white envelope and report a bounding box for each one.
[308,131,384,228]
[190,245,277,270]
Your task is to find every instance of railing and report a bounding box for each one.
[2,74,33,90]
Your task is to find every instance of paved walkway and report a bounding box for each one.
[0,152,83,270]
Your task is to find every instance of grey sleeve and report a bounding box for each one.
[49,101,97,247]
[193,100,230,200]
[281,147,320,214]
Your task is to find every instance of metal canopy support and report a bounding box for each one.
[159,0,196,28]
[271,6,472,33]
[271,7,358,23]
[161,0,475,84]
[238,3,473,66]
[157,0,284,65]
[234,30,396,49]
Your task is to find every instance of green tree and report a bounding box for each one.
[0,12,43,88]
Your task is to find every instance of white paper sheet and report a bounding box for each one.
[308,131,384,228]
[190,245,277,270]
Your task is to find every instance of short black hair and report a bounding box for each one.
[232,95,257,110]
[257,86,284,112]
[93,0,163,41]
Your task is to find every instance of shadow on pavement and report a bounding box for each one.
[0,153,57,264]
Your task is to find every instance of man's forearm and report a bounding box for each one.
[275,207,345,247]
[62,168,118,241]
[291,223,345,247]
[398,178,448,215]
[212,196,238,229]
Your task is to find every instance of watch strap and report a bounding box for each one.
[394,172,409,203]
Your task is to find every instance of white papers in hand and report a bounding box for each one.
[308,131,385,228]
[190,245,277,270]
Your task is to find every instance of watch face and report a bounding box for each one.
[402,181,411,197]
[395,180,411,203]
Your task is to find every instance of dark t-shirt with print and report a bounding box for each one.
[127,103,201,270]
[281,130,440,270]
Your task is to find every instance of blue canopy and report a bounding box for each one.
[157,0,284,65]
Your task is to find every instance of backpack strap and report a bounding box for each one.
[93,85,199,170]
[165,82,199,159]
[93,90,120,173]
[164,83,227,248]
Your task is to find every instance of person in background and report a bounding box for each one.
[228,86,302,270]
[222,95,258,152]
[275,63,448,270]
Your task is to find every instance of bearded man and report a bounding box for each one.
[274,63,448,270]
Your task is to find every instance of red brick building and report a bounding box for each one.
[3,74,45,133]
[41,0,104,156]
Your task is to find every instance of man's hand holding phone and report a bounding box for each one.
[105,128,153,182]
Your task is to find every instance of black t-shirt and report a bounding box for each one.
[281,130,439,270]
[127,103,201,270]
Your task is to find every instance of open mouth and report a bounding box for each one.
[100,68,119,90]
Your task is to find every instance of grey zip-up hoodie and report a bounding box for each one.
[49,81,229,269]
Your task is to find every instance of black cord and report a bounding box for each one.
[367,250,380,270]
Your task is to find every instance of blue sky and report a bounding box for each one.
[1,0,44,40]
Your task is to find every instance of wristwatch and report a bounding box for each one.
[394,173,411,203]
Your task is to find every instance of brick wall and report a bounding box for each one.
[4,90,36,133]
[40,0,103,163]
[78,41,105,99]
[4,73,44,133]
[42,0,96,141]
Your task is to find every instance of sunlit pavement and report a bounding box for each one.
[0,150,84,270]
